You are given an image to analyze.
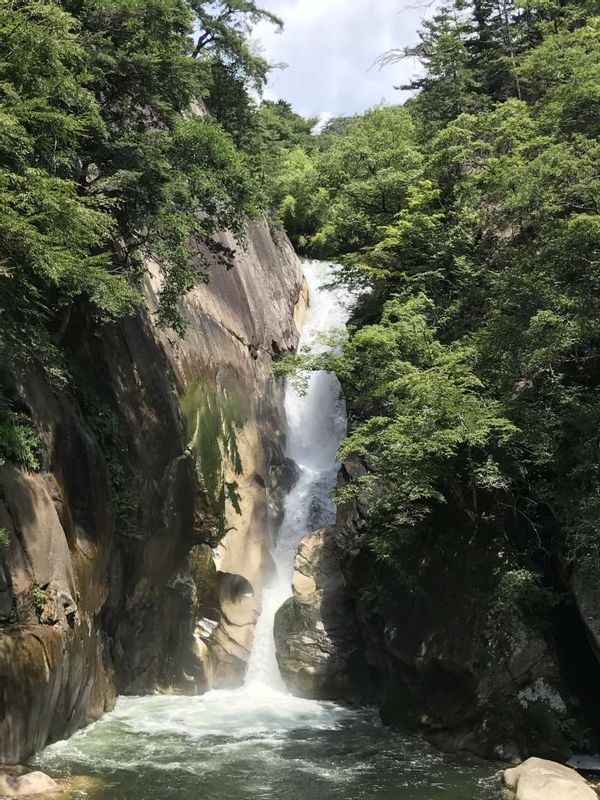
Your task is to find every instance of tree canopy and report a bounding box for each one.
[0,0,282,461]
[271,0,600,582]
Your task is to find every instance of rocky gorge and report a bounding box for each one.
[2,246,600,799]
[2,0,600,794]
[0,221,305,764]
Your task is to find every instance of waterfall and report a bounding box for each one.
[244,260,353,691]
[35,261,500,800]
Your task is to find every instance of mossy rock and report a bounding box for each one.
[189,545,218,612]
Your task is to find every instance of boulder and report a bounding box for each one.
[274,527,366,699]
[504,757,597,799]
[0,768,58,796]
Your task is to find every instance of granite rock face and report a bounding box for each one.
[274,527,366,699]
[0,221,303,762]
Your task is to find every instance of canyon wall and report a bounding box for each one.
[0,221,304,763]
[276,456,600,763]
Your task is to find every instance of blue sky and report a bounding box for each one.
[252,0,426,120]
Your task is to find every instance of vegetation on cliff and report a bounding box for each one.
[2,0,599,634]
[271,0,600,602]
[0,0,290,466]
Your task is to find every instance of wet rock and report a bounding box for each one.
[0,768,58,796]
[572,562,600,665]
[568,754,600,773]
[274,527,366,699]
[504,757,597,799]
[277,458,302,494]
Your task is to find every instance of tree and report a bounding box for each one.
[190,0,282,88]
[469,0,526,101]
[311,106,423,256]
[378,1,480,132]
[0,0,139,361]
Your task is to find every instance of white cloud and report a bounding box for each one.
[252,0,426,117]
[311,111,333,134]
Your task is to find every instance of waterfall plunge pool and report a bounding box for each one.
[34,263,502,799]
[35,689,502,799]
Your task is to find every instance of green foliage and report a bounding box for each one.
[32,585,48,616]
[0,0,141,367]
[0,528,9,552]
[379,2,481,132]
[329,295,515,549]
[0,406,40,471]
[181,382,245,533]
[251,100,318,246]
[492,569,558,618]
[269,0,600,585]
[312,107,423,258]
[75,386,135,526]
[259,105,424,258]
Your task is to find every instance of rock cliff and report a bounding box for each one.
[0,221,304,763]
[275,457,598,762]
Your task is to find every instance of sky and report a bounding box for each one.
[252,0,427,121]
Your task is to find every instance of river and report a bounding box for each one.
[34,261,502,799]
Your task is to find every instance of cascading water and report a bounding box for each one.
[34,262,501,800]
[244,259,351,691]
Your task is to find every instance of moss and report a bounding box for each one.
[0,405,40,471]
[189,544,218,612]
[0,527,9,552]
[181,381,245,536]
[75,384,136,529]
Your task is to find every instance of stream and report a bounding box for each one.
[34,262,502,799]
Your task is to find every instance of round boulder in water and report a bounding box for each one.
[504,757,597,800]
[0,768,58,797]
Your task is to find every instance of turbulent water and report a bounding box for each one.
[35,261,502,800]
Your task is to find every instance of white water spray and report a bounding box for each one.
[244,260,353,691]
